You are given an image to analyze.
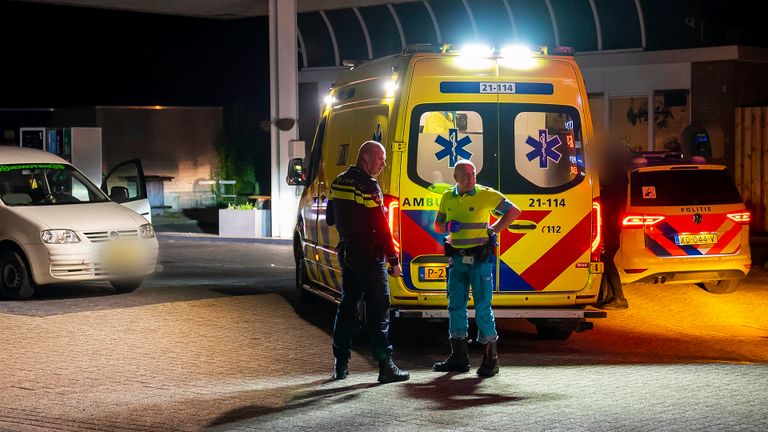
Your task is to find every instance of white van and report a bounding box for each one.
[0,147,158,299]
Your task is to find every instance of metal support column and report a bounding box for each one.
[647,91,655,151]
[269,0,299,238]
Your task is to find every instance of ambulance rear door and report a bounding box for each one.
[496,73,593,292]
[399,56,499,292]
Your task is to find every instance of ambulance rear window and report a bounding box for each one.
[630,169,742,206]
[407,103,498,190]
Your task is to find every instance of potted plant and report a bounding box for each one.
[219,201,271,238]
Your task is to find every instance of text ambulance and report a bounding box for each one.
[288,45,604,339]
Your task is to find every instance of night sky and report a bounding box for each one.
[0,1,270,114]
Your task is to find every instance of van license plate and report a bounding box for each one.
[419,266,447,281]
[674,234,718,246]
[103,242,141,267]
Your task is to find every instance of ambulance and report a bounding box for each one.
[288,44,605,339]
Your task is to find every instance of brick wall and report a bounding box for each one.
[97,107,222,210]
[692,60,768,170]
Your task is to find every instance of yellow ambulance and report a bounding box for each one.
[288,44,605,339]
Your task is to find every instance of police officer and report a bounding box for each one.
[432,160,521,377]
[326,141,410,384]
[597,144,630,309]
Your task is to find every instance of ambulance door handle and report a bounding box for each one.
[508,221,537,231]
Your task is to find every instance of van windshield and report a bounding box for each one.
[0,163,109,206]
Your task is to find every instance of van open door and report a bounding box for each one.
[102,159,151,223]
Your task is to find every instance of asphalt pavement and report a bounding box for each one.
[0,235,766,431]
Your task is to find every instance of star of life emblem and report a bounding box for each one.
[525,129,563,168]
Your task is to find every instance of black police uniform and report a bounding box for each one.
[327,165,408,383]
[599,152,629,308]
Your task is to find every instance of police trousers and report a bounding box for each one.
[447,256,498,344]
[332,240,393,363]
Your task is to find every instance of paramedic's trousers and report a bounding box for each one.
[447,256,498,343]
[332,240,393,363]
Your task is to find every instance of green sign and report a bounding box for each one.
[0,163,66,172]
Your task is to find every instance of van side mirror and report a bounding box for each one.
[110,186,130,203]
[286,158,306,186]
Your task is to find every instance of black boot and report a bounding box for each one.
[476,341,499,377]
[377,357,410,384]
[332,358,349,380]
[433,338,470,372]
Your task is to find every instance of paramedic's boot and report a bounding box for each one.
[377,357,410,384]
[433,338,470,372]
[476,341,499,377]
[332,358,349,380]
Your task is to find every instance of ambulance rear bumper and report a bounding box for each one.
[393,308,606,319]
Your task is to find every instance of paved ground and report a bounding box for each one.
[1,236,767,431]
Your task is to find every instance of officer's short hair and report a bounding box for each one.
[454,159,475,172]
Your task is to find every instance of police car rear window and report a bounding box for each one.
[630,169,742,206]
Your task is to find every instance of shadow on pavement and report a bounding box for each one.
[206,380,378,428]
[403,373,525,410]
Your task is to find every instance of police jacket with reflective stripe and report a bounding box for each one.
[327,165,399,266]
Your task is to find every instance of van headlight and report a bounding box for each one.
[139,223,156,239]
[41,229,81,244]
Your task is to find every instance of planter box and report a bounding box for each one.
[218,209,271,238]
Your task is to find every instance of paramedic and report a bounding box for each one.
[432,159,521,377]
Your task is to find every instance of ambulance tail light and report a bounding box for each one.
[384,195,401,252]
[726,211,751,224]
[622,215,665,227]
[591,199,602,261]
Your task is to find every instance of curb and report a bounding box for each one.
[157,233,292,245]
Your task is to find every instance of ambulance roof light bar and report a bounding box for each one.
[402,43,573,57]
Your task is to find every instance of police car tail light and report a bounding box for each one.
[384,195,401,252]
[622,215,665,227]
[590,200,602,261]
[726,211,751,224]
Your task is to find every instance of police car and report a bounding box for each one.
[613,153,751,294]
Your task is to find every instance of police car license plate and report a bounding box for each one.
[419,266,447,282]
[674,233,718,246]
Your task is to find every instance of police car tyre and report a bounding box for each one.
[110,279,143,293]
[698,279,741,295]
[0,250,35,300]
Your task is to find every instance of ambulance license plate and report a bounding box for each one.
[419,266,447,281]
[674,233,718,246]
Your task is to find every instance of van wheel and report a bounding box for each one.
[110,279,143,293]
[0,250,36,300]
[698,279,741,295]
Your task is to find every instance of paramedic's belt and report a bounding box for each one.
[443,239,491,259]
